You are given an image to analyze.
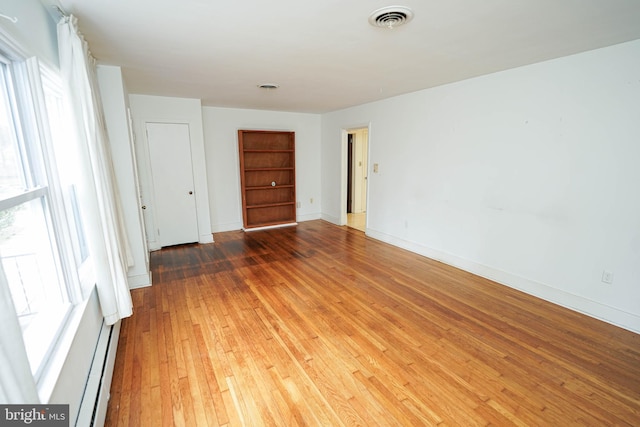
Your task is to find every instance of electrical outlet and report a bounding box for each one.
[296,201,301,208]
[601,270,614,284]
[373,163,379,173]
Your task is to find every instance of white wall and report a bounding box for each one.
[97,65,151,289]
[129,95,213,249]
[202,107,321,232]
[321,40,640,333]
[0,0,58,67]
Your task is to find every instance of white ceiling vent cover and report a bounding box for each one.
[369,6,414,29]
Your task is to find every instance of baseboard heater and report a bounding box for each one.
[76,320,121,426]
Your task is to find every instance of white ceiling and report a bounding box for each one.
[53,0,640,113]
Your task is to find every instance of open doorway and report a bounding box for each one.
[346,128,368,232]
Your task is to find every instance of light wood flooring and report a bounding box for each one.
[105,220,640,426]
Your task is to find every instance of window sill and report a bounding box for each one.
[36,287,95,403]
[23,302,72,381]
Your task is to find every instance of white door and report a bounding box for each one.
[146,122,199,247]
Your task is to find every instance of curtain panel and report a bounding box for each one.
[57,15,133,325]
[0,265,39,403]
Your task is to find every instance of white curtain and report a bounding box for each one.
[0,264,39,403]
[57,15,133,325]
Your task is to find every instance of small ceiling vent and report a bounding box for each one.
[369,6,414,29]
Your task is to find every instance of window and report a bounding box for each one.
[0,52,86,381]
[41,69,92,291]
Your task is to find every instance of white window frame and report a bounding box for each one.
[0,44,89,388]
[39,64,95,298]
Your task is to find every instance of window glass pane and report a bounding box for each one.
[43,81,89,264]
[0,197,66,330]
[0,68,26,198]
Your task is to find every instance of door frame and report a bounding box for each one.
[126,108,149,265]
[133,118,212,251]
[347,133,354,214]
[340,123,371,227]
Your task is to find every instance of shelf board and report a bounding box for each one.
[243,221,298,231]
[242,149,294,153]
[244,167,294,172]
[246,201,296,209]
[245,184,294,190]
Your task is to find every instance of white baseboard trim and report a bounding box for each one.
[297,212,322,222]
[127,272,152,289]
[321,213,341,225]
[367,228,640,334]
[199,233,214,244]
[212,221,244,233]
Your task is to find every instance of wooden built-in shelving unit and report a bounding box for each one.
[238,130,296,230]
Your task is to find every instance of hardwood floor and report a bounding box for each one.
[105,220,640,426]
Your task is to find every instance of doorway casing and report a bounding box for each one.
[340,123,371,229]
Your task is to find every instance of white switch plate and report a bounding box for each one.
[601,270,614,284]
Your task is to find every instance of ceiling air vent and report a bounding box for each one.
[369,6,414,29]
